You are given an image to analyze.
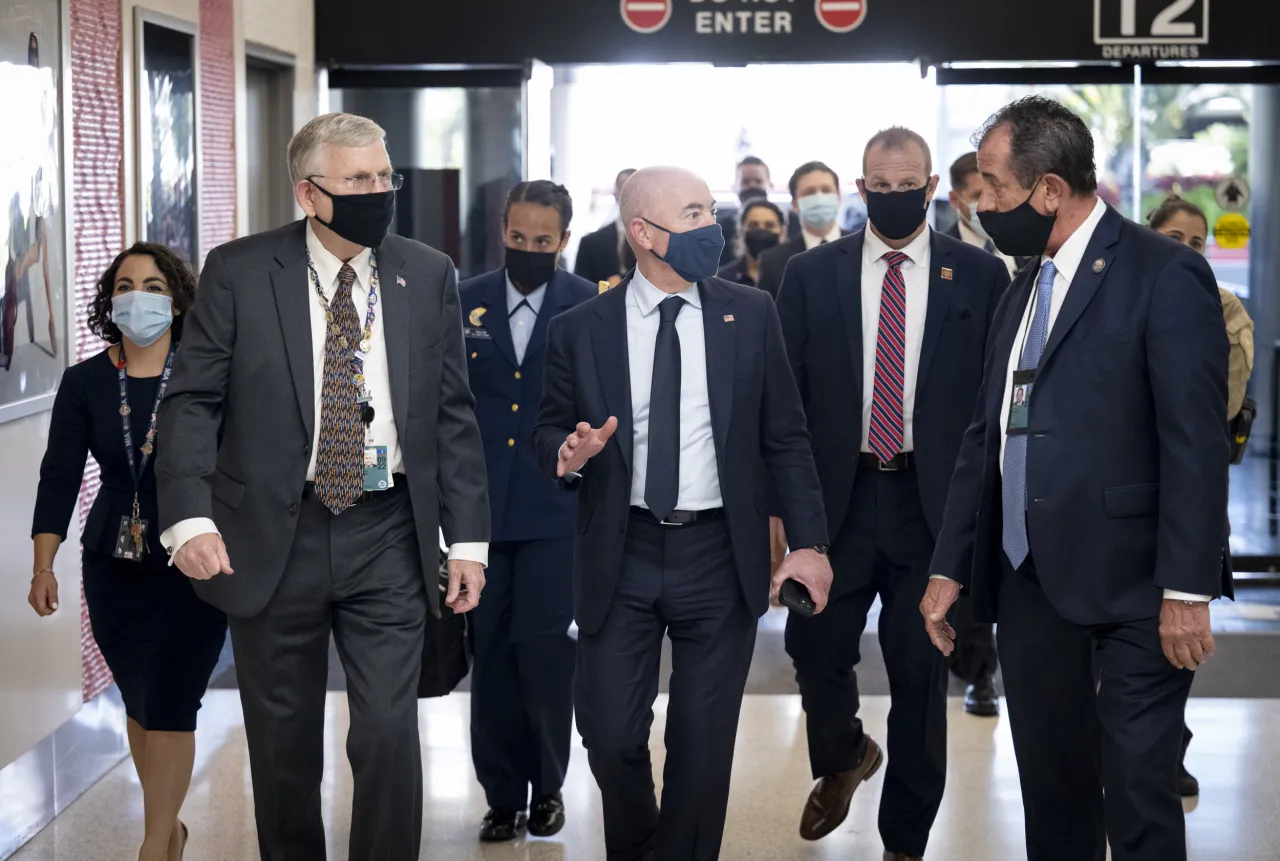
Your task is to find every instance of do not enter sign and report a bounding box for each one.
[816,0,867,33]
[621,0,672,33]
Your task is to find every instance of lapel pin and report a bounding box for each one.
[723,314,735,323]
[941,267,953,281]
[396,275,407,287]
[468,307,487,327]
[1092,259,1106,274]
[599,280,610,294]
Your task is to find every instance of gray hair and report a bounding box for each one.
[287,112,387,184]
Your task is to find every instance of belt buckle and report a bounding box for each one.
[660,517,684,527]
[878,456,900,472]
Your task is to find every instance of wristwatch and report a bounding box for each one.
[801,544,829,556]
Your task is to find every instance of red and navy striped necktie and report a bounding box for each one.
[869,251,909,463]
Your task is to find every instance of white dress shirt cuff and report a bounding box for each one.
[929,574,954,581]
[557,441,584,480]
[448,542,489,568]
[160,518,221,565]
[1163,589,1211,602]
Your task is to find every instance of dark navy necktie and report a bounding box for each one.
[645,295,685,521]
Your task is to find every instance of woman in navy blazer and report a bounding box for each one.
[28,243,226,861]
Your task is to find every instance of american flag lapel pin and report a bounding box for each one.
[396,275,407,287]
[723,314,735,323]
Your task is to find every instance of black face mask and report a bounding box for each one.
[310,180,395,249]
[744,228,781,259]
[737,186,768,206]
[865,187,929,241]
[505,247,558,293]
[977,178,1057,258]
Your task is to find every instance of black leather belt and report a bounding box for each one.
[629,506,725,526]
[858,452,914,472]
[303,474,407,504]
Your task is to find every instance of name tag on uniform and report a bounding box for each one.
[363,445,391,491]
[464,327,492,340]
[1006,369,1037,436]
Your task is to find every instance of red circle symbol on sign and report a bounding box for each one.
[815,0,867,33]
[621,0,672,34]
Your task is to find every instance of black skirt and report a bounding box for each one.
[82,547,228,732]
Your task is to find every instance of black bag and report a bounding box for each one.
[417,549,470,698]
[1229,396,1256,466]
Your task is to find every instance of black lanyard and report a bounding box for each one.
[117,343,177,500]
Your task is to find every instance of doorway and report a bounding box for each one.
[245,45,296,234]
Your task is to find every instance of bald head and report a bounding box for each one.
[621,167,715,241]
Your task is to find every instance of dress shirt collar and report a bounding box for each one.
[803,222,843,250]
[956,217,988,249]
[306,219,373,292]
[1043,196,1107,284]
[505,272,548,315]
[863,224,932,267]
[630,265,702,317]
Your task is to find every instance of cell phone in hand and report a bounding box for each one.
[780,579,816,617]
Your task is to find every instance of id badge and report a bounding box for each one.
[113,516,149,562]
[1006,369,1037,436]
[363,444,391,491]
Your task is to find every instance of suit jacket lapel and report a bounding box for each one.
[986,267,1037,425]
[270,221,315,443]
[376,239,411,437]
[591,276,634,471]
[700,279,736,469]
[835,231,866,408]
[474,274,519,369]
[523,270,572,368]
[1040,206,1123,370]
[915,231,953,394]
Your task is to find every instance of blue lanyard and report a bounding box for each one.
[117,343,177,493]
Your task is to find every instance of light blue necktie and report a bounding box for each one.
[1002,261,1057,569]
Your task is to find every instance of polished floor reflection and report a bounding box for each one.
[10,692,1280,860]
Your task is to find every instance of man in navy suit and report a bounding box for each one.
[534,167,833,861]
[922,97,1230,861]
[459,180,598,843]
[775,128,1010,860]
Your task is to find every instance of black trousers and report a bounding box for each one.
[948,593,999,685]
[576,513,757,861]
[784,468,947,857]
[229,485,426,861]
[469,537,576,810]
[998,555,1193,861]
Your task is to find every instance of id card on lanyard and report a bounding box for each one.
[113,344,177,562]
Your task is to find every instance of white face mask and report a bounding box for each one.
[960,197,991,242]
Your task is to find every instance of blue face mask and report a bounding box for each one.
[112,292,174,347]
[644,218,725,283]
[797,192,841,232]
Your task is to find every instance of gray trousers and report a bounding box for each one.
[229,484,426,861]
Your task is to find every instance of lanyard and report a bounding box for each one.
[306,249,380,402]
[117,343,177,513]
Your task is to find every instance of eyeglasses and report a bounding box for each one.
[307,172,404,194]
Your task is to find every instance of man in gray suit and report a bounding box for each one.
[155,112,490,861]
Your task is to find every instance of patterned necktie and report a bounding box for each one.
[313,264,364,513]
[645,295,685,521]
[868,251,909,464]
[1002,261,1058,569]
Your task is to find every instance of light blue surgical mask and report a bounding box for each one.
[112,292,174,347]
[797,192,840,232]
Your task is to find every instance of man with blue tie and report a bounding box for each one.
[775,128,1010,860]
[534,166,833,861]
[922,97,1231,861]
[459,180,597,843]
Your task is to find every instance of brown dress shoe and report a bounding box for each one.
[884,853,923,861]
[799,736,885,841]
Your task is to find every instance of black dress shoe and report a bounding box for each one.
[964,674,999,717]
[1178,728,1199,797]
[479,808,527,842]
[529,792,566,837]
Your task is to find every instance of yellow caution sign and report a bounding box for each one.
[1213,213,1250,250]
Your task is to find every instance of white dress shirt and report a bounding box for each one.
[993,197,1204,601]
[505,274,546,366]
[803,222,843,250]
[162,221,487,567]
[861,227,932,453]
[627,267,723,510]
[957,217,1019,279]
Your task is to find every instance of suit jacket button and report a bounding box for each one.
[302,443,310,455]
[618,524,626,534]
[514,371,522,379]
[511,403,519,412]
[288,503,299,515]
[508,438,515,447]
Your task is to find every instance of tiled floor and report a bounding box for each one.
[11,691,1280,860]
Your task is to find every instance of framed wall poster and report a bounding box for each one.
[134,10,199,269]
[0,0,70,423]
